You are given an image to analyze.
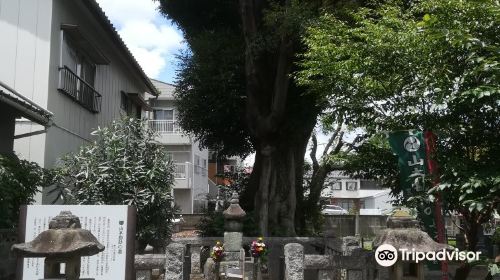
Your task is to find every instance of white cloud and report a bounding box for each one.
[96,0,185,79]
[96,0,159,28]
[127,46,165,78]
[119,20,183,51]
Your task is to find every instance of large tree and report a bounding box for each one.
[158,0,325,236]
[298,0,499,278]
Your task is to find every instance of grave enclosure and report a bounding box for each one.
[6,198,494,280]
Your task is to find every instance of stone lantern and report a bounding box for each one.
[12,211,105,280]
[373,210,451,280]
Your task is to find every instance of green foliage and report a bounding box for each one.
[55,118,177,245]
[492,227,500,246]
[197,207,225,237]
[0,155,52,229]
[298,0,500,226]
[196,168,259,237]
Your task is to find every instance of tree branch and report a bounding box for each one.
[310,132,319,173]
[322,123,343,158]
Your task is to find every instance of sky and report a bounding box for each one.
[96,0,186,84]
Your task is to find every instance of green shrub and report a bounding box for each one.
[55,118,177,247]
[0,155,51,229]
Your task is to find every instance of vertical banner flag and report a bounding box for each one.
[388,131,437,238]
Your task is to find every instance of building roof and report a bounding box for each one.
[81,0,160,96]
[0,81,53,126]
[150,78,176,100]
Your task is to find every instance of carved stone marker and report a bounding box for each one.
[12,211,105,280]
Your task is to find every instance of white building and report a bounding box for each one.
[0,0,158,203]
[148,79,209,214]
[320,172,393,215]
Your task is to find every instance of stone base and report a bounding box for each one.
[190,273,204,280]
[224,251,241,261]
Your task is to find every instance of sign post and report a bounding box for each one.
[424,131,449,280]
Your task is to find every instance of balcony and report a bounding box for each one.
[172,162,208,189]
[58,66,101,113]
[148,120,191,144]
[173,162,190,189]
[149,120,182,134]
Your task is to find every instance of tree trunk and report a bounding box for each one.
[455,221,479,280]
[238,0,319,236]
[251,135,312,236]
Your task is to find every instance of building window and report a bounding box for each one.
[153,109,174,120]
[58,32,101,112]
[121,92,132,114]
[346,181,358,191]
[330,182,342,191]
[340,200,354,212]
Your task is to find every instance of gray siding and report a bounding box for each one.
[0,0,52,166]
[43,0,150,167]
[0,0,151,169]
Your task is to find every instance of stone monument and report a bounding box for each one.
[12,211,105,280]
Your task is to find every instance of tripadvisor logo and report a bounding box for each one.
[375,244,482,267]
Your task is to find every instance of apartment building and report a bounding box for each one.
[320,171,393,215]
[0,0,158,202]
[148,79,209,214]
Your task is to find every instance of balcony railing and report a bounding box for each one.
[174,163,188,179]
[58,66,101,113]
[149,120,182,134]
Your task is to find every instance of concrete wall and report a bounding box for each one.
[323,215,388,237]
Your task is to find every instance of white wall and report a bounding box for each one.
[0,0,53,167]
[191,140,209,201]
[174,189,192,214]
[370,194,392,211]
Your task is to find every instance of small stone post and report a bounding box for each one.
[190,245,204,280]
[284,243,304,280]
[165,243,185,280]
[222,192,246,261]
